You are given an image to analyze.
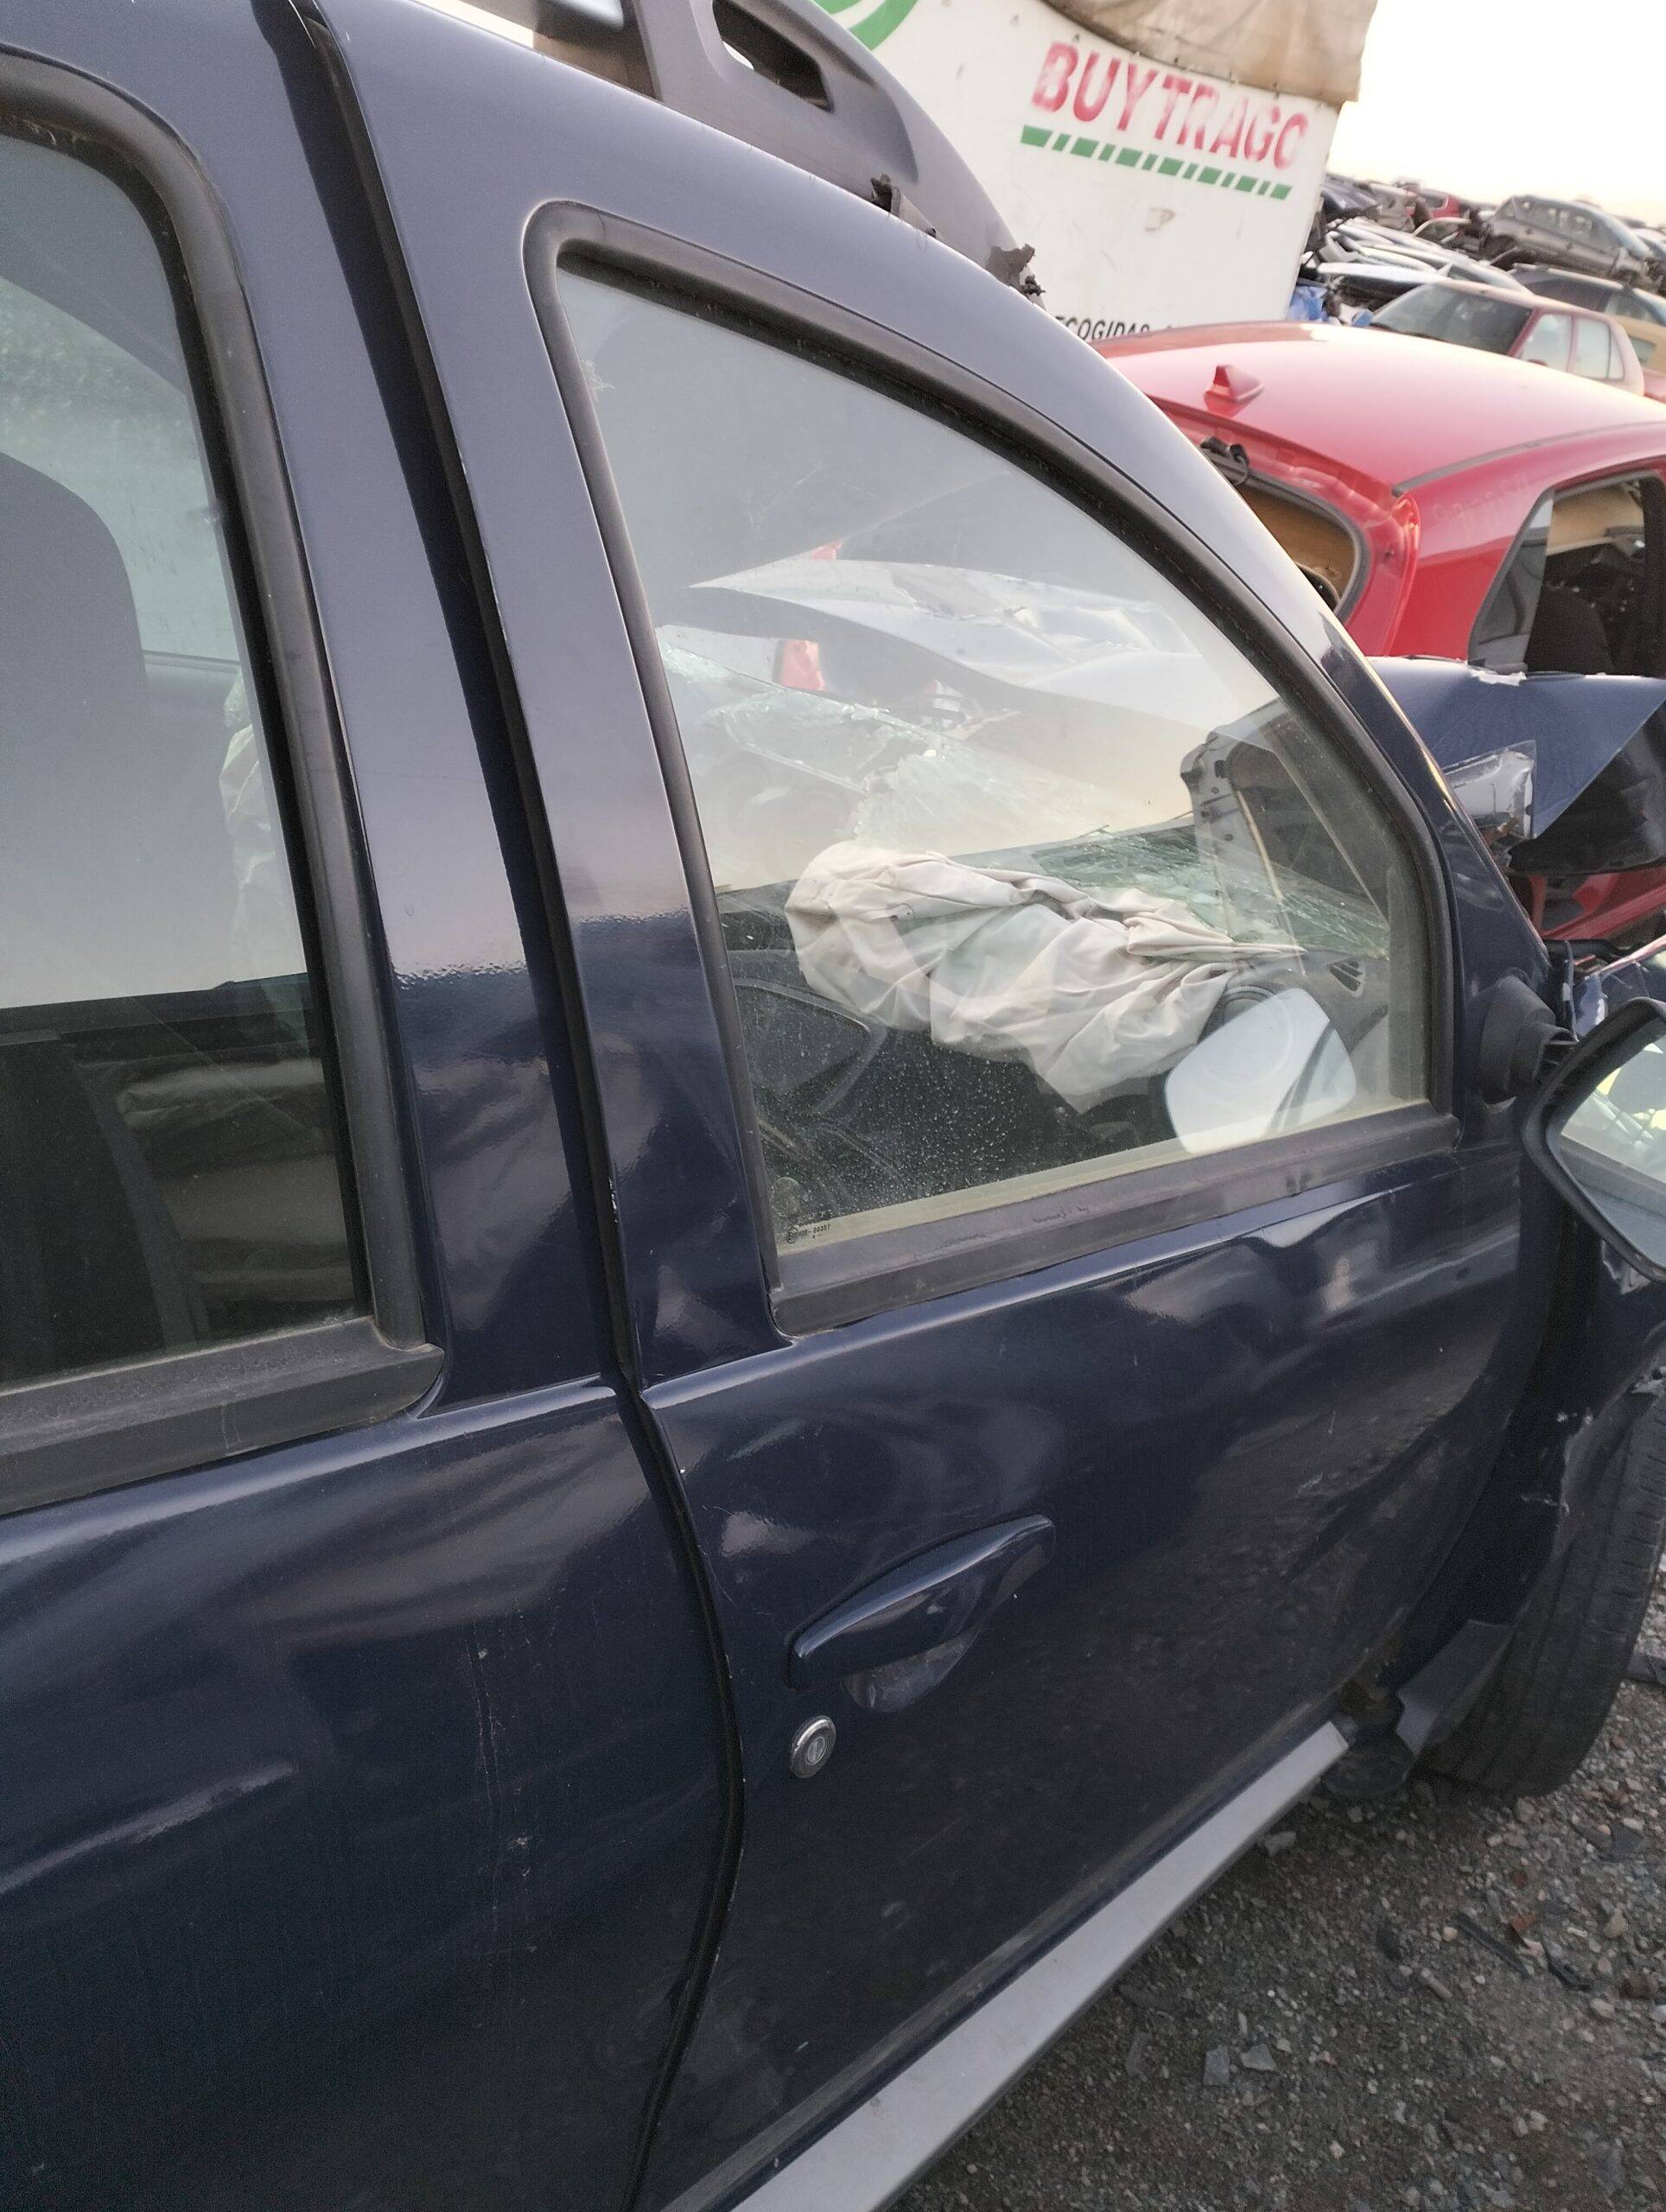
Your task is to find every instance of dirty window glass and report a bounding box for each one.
[1528,275,1593,308]
[1519,314,1574,370]
[1571,316,1612,381]
[1373,286,1529,353]
[0,134,360,1389]
[560,269,1429,1254]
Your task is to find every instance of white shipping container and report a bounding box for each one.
[812,0,1343,335]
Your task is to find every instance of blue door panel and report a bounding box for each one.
[221,14,1570,2203]
[0,14,734,2209]
[0,1388,725,2210]
[638,1143,1551,2197]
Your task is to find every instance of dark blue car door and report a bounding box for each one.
[308,10,1572,2205]
[0,10,727,2209]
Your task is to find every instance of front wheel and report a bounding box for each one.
[1426,1393,1666,1796]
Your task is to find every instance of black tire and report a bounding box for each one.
[1426,1395,1666,1796]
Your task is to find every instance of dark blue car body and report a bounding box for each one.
[0,6,1662,2209]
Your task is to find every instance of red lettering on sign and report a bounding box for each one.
[1155,72,1194,139]
[1180,82,1219,149]
[1072,51,1119,122]
[1033,41,1078,112]
[1243,105,1277,162]
[1275,111,1310,169]
[1210,96,1248,157]
[1117,60,1161,130]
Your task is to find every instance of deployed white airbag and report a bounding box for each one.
[785,842,1286,1113]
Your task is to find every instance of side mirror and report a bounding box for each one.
[1525,999,1666,1275]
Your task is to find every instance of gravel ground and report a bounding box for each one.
[900,1583,1666,2212]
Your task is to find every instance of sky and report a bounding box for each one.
[1329,0,1666,222]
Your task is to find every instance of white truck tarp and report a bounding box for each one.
[1043,0,1378,109]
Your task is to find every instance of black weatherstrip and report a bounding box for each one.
[288,20,748,2212]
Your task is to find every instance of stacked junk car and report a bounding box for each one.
[5,3,1666,2212]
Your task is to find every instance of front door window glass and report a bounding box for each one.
[558,269,1430,1253]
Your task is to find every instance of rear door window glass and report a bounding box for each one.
[556,270,1431,1255]
[1572,316,1613,379]
[1519,313,1574,369]
[0,132,360,1389]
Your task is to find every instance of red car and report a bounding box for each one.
[1100,321,1666,941]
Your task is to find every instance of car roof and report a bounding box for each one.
[1507,194,1633,229]
[1100,322,1666,495]
[1515,265,1610,293]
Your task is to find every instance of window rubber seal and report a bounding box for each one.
[773,1104,1459,1333]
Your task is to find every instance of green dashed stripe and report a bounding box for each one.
[1020,126,1294,205]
